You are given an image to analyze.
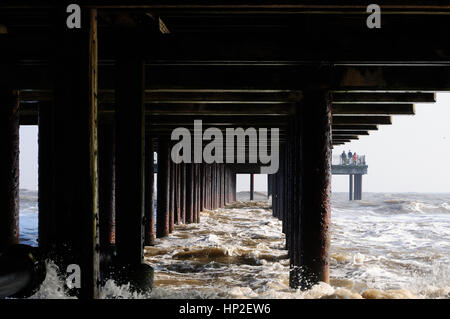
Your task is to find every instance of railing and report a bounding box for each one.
[332,154,366,166]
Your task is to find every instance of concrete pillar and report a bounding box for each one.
[0,90,20,252]
[156,139,170,237]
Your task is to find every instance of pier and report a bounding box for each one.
[332,155,368,200]
[0,2,447,298]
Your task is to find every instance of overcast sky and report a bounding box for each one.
[19,93,450,193]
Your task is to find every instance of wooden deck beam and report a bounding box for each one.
[333,92,435,104]
[333,116,392,125]
[333,104,415,115]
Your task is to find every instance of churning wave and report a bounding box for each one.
[17,190,450,299]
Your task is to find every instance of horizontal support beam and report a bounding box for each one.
[333,116,392,125]
[332,124,378,131]
[146,103,295,115]
[332,135,359,140]
[332,92,436,104]
[333,104,415,115]
[20,89,303,103]
[332,139,351,143]
[332,130,369,136]
[11,64,450,92]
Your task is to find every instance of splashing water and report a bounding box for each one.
[20,191,450,299]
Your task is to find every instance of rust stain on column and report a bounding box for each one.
[99,123,116,247]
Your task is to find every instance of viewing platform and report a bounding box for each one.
[332,155,367,200]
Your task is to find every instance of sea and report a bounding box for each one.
[18,190,450,299]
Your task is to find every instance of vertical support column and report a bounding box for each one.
[43,8,100,298]
[354,174,362,200]
[267,174,272,199]
[144,136,155,246]
[272,172,278,218]
[38,101,54,251]
[99,122,116,248]
[213,164,218,209]
[222,165,226,206]
[156,139,170,237]
[278,145,285,228]
[115,55,145,266]
[180,163,186,224]
[175,163,181,225]
[0,90,20,252]
[185,163,194,223]
[196,164,201,222]
[250,173,255,201]
[289,114,300,288]
[169,159,175,232]
[232,172,237,202]
[293,90,332,290]
[349,174,354,201]
[192,164,198,223]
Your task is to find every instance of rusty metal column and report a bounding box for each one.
[180,163,186,224]
[169,159,175,232]
[349,174,354,201]
[272,172,278,218]
[289,111,301,289]
[222,165,226,206]
[0,90,20,252]
[197,164,201,222]
[225,167,229,204]
[296,90,332,290]
[192,164,198,223]
[46,9,100,299]
[354,174,362,200]
[99,122,116,248]
[185,163,194,223]
[115,56,145,266]
[212,165,216,209]
[156,139,170,237]
[250,173,255,201]
[144,136,155,246]
[268,174,272,199]
[175,163,181,224]
[38,101,54,251]
[232,172,237,202]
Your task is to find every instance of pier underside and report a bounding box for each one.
[0,1,447,298]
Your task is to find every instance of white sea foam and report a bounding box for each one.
[19,191,450,299]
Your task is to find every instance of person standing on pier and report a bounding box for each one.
[341,151,347,165]
[347,151,353,165]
